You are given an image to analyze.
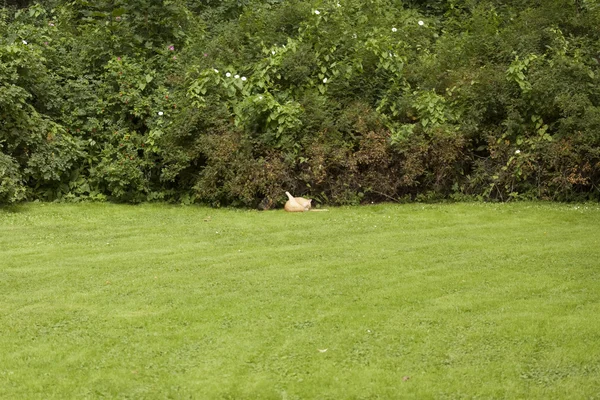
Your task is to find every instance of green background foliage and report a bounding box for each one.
[1,0,599,205]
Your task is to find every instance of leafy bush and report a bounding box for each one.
[0,152,25,203]
[1,0,599,205]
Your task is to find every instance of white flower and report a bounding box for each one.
[158,111,164,116]
[234,74,240,79]
[336,2,341,7]
[314,10,320,15]
[323,78,328,83]
[22,40,28,45]
[392,27,397,32]
[515,149,521,154]
[352,33,357,39]
[272,50,276,55]
[389,52,393,57]
[241,76,247,81]
[258,96,263,100]
[418,20,425,26]
[225,72,231,77]
[214,69,219,73]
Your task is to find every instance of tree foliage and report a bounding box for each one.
[1,0,599,205]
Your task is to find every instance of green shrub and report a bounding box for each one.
[0,152,25,204]
[1,0,599,205]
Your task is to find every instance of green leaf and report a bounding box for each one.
[112,8,126,17]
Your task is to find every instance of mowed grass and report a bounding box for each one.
[1,202,600,399]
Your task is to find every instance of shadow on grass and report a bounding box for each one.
[0,203,28,213]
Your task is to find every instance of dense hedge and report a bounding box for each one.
[1,0,599,207]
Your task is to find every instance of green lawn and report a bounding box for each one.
[1,202,600,399]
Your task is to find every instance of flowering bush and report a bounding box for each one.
[1,0,599,205]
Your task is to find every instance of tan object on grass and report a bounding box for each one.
[284,192,329,212]
[285,191,311,212]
